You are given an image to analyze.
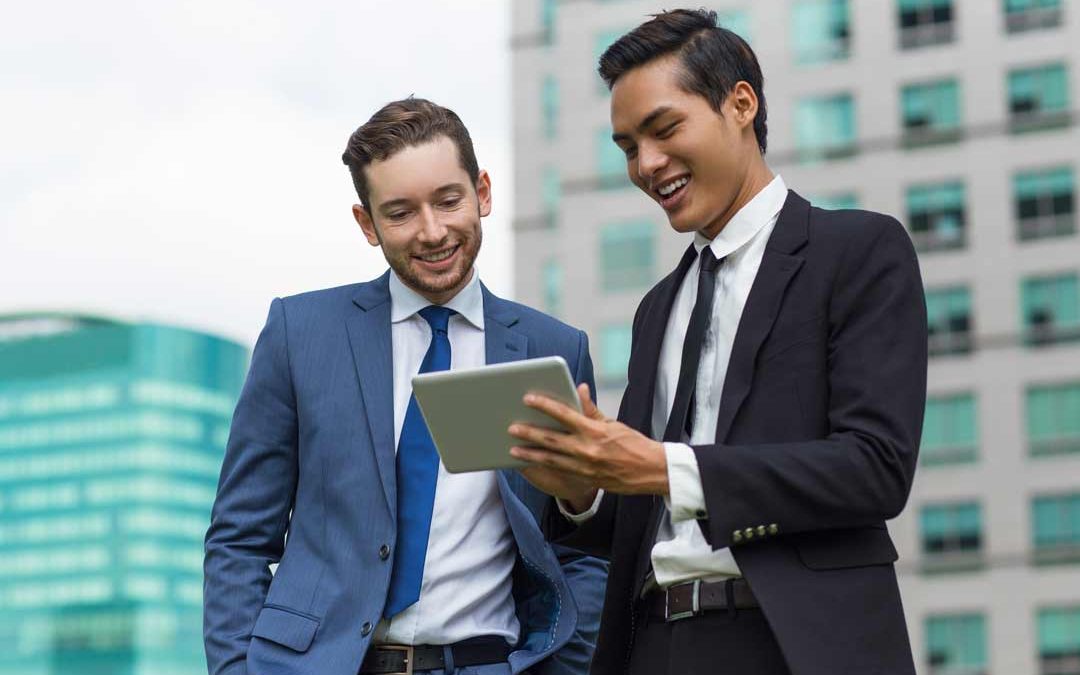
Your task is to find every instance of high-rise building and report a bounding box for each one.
[0,314,248,675]
[512,2,1079,673]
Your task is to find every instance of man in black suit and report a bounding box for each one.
[508,9,927,675]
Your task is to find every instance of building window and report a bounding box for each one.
[1027,383,1080,457]
[926,614,988,675]
[596,127,630,189]
[1032,493,1080,563]
[1022,274,1080,345]
[599,324,633,387]
[922,393,978,465]
[898,0,955,49]
[795,93,856,162]
[542,166,560,228]
[600,221,655,292]
[1004,0,1063,33]
[542,76,558,140]
[541,0,556,42]
[1015,166,1075,241]
[594,29,625,94]
[811,193,859,209]
[921,502,983,570]
[1009,63,1070,132]
[542,259,562,318]
[792,0,850,64]
[717,10,752,42]
[1038,606,1080,675]
[926,286,972,356]
[907,181,966,253]
[902,79,962,146]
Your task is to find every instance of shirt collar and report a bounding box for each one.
[693,174,788,258]
[389,268,485,330]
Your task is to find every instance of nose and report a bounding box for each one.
[636,142,668,187]
[416,205,449,244]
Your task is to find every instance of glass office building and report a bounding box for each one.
[0,314,247,675]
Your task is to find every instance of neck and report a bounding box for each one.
[699,158,775,240]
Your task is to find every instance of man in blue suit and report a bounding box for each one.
[204,97,606,675]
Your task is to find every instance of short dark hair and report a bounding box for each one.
[599,8,768,154]
[341,97,480,212]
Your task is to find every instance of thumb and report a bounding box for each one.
[577,383,605,421]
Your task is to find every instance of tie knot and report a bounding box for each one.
[699,247,722,274]
[418,305,455,334]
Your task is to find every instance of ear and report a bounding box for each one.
[475,169,492,218]
[352,204,382,247]
[728,81,759,131]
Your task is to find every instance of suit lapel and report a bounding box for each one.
[623,244,699,435]
[713,191,809,443]
[628,244,698,596]
[480,286,533,510]
[482,285,528,367]
[345,272,397,518]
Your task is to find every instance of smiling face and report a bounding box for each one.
[610,55,765,239]
[353,136,489,305]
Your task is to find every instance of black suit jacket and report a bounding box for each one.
[548,191,927,675]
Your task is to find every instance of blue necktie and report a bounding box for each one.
[384,305,454,617]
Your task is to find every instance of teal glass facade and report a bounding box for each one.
[795,93,856,162]
[921,393,978,465]
[792,0,850,64]
[0,314,248,675]
[925,614,988,672]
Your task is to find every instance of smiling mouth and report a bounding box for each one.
[655,175,690,207]
[415,245,459,264]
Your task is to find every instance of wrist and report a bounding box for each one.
[654,441,670,496]
[565,489,599,514]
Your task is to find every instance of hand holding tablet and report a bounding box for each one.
[411,356,582,473]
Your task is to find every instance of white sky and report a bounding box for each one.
[1,0,513,347]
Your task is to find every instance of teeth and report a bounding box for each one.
[658,177,688,197]
[421,249,454,262]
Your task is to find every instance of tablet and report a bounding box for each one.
[411,356,582,473]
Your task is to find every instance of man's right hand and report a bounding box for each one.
[515,383,602,513]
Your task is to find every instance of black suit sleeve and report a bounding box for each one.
[693,217,928,548]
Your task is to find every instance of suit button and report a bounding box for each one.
[768,523,779,535]
[743,527,755,540]
[732,530,743,543]
[756,525,767,537]
[379,544,391,560]
[361,621,373,636]
[695,509,706,519]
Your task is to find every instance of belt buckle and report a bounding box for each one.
[664,579,701,622]
[381,644,414,675]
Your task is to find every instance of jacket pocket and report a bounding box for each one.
[250,604,320,652]
[791,526,898,570]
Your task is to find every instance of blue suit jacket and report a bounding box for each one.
[204,273,607,675]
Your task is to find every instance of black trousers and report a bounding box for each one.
[626,602,792,675]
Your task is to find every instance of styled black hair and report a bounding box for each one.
[599,8,768,154]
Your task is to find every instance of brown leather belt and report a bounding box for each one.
[647,578,758,622]
[359,636,512,675]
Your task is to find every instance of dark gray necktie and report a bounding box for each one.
[662,247,723,442]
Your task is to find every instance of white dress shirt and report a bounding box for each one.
[377,269,520,645]
[564,175,788,589]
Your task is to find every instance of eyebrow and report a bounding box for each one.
[377,183,467,213]
[612,106,673,143]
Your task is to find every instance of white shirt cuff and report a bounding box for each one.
[556,489,605,524]
[663,442,708,522]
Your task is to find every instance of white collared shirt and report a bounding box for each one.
[378,270,520,645]
[564,175,788,588]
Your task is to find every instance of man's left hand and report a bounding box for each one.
[509,386,670,496]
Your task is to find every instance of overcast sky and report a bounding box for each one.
[1,0,512,347]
